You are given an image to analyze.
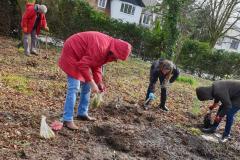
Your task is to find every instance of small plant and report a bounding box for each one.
[176,75,197,86]
[2,74,31,94]
[191,97,201,116]
[188,127,202,136]
[92,93,103,108]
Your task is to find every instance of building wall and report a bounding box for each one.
[215,37,240,53]
[214,29,240,53]
[110,0,143,24]
[87,0,98,8]
[86,0,110,15]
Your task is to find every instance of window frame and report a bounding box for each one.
[230,39,240,50]
[120,3,135,15]
[98,0,107,9]
[142,14,151,25]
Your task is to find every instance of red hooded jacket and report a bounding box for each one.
[58,31,132,83]
[21,3,47,35]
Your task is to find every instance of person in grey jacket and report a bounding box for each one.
[145,59,180,111]
[196,80,240,142]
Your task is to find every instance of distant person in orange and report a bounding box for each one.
[21,2,49,56]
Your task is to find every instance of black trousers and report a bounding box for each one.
[146,76,167,107]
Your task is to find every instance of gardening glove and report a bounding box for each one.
[97,82,106,93]
[209,103,219,110]
[149,93,156,100]
[213,115,223,124]
[23,27,28,33]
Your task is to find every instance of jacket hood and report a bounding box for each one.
[110,39,132,60]
[196,86,213,101]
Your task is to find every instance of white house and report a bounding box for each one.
[110,0,145,24]
[87,0,145,24]
[87,0,160,26]
[215,27,240,53]
[140,0,160,27]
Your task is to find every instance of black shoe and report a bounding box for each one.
[202,126,216,134]
[159,105,169,112]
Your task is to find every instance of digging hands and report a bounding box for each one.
[149,93,156,100]
[89,80,99,93]
[97,82,106,93]
[144,93,155,110]
[209,103,219,111]
[44,26,49,32]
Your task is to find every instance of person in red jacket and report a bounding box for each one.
[21,2,49,56]
[58,31,132,130]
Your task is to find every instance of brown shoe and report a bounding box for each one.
[63,121,79,130]
[76,115,96,121]
[31,50,39,55]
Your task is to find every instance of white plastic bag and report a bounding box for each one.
[40,115,55,139]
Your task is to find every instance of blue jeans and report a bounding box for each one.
[63,76,91,121]
[222,106,240,137]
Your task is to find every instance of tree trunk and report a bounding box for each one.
[209,37,218,48]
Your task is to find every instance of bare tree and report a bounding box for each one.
[194,0,240,47]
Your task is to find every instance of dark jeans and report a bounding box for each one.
[213,106,240,137]
[146,76,167,107]
[223,106,240,137]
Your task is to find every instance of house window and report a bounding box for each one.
[98,0,107,8]
[230,39,240,50]
[120,3,135,15]
[142,14,151,25]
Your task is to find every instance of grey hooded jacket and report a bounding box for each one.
[196,80,240,117]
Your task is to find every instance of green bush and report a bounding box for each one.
[208,50,240,79]
[178,39,240,79]
[178,39,211,75]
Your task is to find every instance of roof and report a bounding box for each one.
[120,0,145,7]
[142,0,159,6]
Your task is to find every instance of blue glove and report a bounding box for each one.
[149,93,156,100]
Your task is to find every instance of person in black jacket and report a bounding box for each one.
[144,59,180,111]
[196,80,240,142]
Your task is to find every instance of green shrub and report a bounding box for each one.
[178,39,211,75]
[178,39,240,79]
[176,75,197,86]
